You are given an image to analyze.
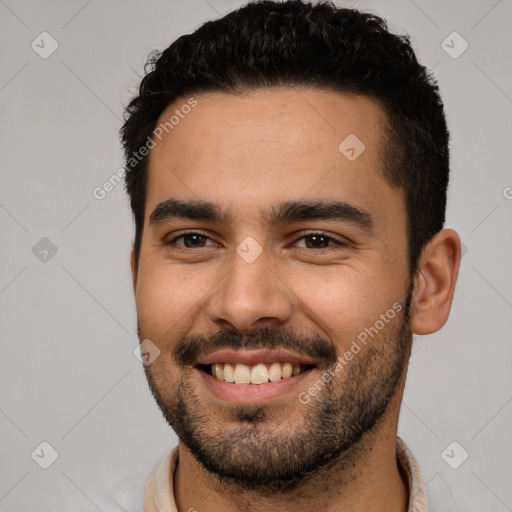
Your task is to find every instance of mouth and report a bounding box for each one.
[196,362,317,385]
[194,348,318,402]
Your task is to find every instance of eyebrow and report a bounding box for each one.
[149,198,375,233]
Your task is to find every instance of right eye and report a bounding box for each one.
[165,231,219,249]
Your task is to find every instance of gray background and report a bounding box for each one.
[1,0,511,510]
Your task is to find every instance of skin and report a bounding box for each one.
[131,87,461,512]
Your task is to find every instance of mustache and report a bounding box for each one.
[173,326,337,369]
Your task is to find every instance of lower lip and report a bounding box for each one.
[197,367,315,403]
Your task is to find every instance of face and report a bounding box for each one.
[132,88,413,488]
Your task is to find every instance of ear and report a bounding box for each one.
[130,245,138,294]
[410,229,461,335]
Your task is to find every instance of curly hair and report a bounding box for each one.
[120,0,449,272]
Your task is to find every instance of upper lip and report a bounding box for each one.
[195,348,316,367]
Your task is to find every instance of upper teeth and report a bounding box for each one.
[212,362,301,385]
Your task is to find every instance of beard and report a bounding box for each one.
[141,292,412,492]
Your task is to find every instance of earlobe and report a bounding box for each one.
[130,246,138,293]
[410,229,461,335]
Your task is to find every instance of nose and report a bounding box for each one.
[206,246,294,332]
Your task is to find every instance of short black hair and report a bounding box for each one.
[121,0,450,272]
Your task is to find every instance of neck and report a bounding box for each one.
[174,412,408,512]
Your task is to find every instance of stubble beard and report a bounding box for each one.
[142,295,412,492]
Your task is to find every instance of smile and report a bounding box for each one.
[198,362,316,385]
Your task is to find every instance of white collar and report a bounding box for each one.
[143,437,429,511]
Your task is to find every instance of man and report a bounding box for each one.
[120,1,461,510]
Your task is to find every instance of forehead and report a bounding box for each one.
[145,87,403,231]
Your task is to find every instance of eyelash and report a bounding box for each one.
[165,231,347,250]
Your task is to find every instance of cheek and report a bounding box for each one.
[134,262,217,341]
[287,265,404,345]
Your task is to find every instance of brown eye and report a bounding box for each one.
[303,234,331,249]
[294,232,344,249]
[166,232,216,248]
[182,234,207,247]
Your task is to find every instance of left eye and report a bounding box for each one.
[294,233,342,249]
[167,232,343,250]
